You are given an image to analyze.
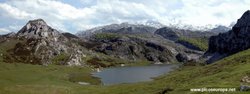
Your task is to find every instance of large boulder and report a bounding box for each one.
[175,53,188,62]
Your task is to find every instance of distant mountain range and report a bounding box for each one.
[209,25,231,33]
[76,22,158,38]
[77,21,230,38]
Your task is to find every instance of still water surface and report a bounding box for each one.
[92,64,178,85]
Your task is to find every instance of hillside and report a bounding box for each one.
[177,37,209,51]
[0,48,249,94]
[0,19,85,66]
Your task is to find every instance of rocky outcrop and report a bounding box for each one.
[175,53,188,62]
[2,19,85,66]
[205,10,250,63]
[241,76,250,83]
[86,33,176,63]
[155,27,219,41]
[176,51,203,64]
[154,27,180,41]
[66,50,85,66]
[207,10,250,54]
[17,19,60,39]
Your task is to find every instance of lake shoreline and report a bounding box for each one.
[91,63,179,85]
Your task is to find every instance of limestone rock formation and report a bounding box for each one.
[207,10,250,54]
[154,27,180,41]
[205,10,250,63]
[17,19,60,39]
[85,33,176,63]
[2,19,85,66]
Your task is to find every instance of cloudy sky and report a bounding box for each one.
[0,0,249,34]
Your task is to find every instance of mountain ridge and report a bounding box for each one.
[205,10,250,63]
[76,21,230,38]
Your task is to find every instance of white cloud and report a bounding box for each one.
[0,28,11,34]
[171,0,250,26]
[0,0,249,34]
[0,3,33,19]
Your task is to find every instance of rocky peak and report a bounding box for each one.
[205,10,250,63]
[28,19,47,26]
[233,10,250,29]
[3,19,85,66]
[17,19,60,39]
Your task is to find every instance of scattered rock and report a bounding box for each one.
[158,88,173,94]
[240,85,250,91]
[78,82,90,85]
[241,76,250,83]
[176,53,188,62]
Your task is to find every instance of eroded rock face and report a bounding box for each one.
[205,10,250,63]
[207,10,250,55]
[4,19,85,66]
[154,27,180,41]
[87,35,176,63]
[17,19,60,39]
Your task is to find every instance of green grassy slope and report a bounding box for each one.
[91,48,250,94]
[0,63,100,94]
[94,33,121,40]
[0,48,250,94]
[177,37,209,51]
[153,48,250,93]
[84,53,151,68]
[0,39,24,62]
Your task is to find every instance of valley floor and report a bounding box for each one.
[1,49,250,94]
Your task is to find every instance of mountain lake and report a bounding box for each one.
[92,64,179,85]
